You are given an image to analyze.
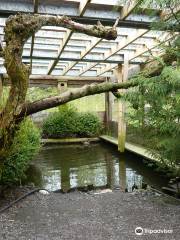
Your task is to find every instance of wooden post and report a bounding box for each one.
[57,80,68,94]
[119,157,127,191]
[114,57,129,152]
[105,77,112,133]
[105,152,114,189]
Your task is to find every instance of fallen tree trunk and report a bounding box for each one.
[17,79,138,119]
[17,50,177,120]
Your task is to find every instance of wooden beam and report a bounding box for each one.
[79,29,148,76]
[129,34,175,62]
[114,57,129,152]
[47,30,73,74]
[79,5,174,77]
[160,5,180,20]
[121,0,140,20]
[119,156,127,191]
[61,37,102,75]
[47,0,91,75]
[79,0,91,16]
[96,33,175,75]
[97,63,115,76]
[3,74,106,87]
[105,77,112,131]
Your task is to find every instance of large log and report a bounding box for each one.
[17,79,138,119]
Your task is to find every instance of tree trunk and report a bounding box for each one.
[0,13,119,160]
[17,80,138,120]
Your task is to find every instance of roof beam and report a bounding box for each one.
[22,55,142,64]
[79,29,148,76]
[61,37,102,75]
[121,0,140,20]
[47,30,72,74]
[96,63,116,76]
[79,0,91,16]
[96,34,175,76]
[79,1,176,76]
[129,34,175,62]
[47,0,90,75]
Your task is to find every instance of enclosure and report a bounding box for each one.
[0,0,179,239]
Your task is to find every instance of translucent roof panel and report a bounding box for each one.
[0,0,174,78]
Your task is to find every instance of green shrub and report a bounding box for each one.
[78,112,102,137]
[0,118,41,184]
[42,105,103,138]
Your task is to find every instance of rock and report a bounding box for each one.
[83,141,90,146]
[39,190,49,195]
[94,189,112,195]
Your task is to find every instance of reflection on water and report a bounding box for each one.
[26,143,169,191]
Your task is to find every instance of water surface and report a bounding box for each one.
[27,143,169,191]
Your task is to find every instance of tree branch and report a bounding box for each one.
[17,80,138,119]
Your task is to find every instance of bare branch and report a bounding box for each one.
[113,17,120,28]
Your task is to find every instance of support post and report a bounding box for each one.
[105,152,114,189]
[114,57,129,152]
[57,80,68,94]
[119,157,127,191]
[105,77,112,133]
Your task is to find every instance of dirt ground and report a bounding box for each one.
[0,189,180,240]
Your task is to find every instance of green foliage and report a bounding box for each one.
[0,87,9,111]
[125,66,180,175]
[42,105,103,138]
[0,118,41,184]
[27,87,58,102]
[77,112,103,137]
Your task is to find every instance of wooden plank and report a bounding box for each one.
[100,135,158,162]
[41,137,100,144]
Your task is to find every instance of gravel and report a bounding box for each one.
[0,190,179,240]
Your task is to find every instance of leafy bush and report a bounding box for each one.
[77,112,102,137]
[42,105,103,138]
[125,66,180,175]
[0,118,41,184]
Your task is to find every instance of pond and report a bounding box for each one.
[26,142,169,192]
